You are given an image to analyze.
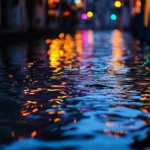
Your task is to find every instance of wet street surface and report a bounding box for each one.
[0,30,150,150]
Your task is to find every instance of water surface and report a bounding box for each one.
[0,30,150,150]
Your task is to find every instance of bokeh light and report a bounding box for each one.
[87,11,94,18]
[81,13,88,20]
[111,14,117,20]
[114,1,122,8]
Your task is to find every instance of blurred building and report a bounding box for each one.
[0,0,1,29]
[0,0,47,31]
[1,0,26,30]
[92,0,115,28]
[78,0,130,29]
[0,0,80,31]
[130,0,141,16]
[0,0,132,31]
[130,0,150,42]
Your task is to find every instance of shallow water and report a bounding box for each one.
[0,30,150,150]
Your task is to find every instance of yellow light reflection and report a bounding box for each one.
[54,118,61,123]
[57,111,65,115]
[22,112,31,116]
[144,0,150,27]
[32,108,38,113]
[59,33,65,39]
[87,30,94,45]
[27,101,37,105]
[48,112,55,115]
[31,131,37,138]
[45,39,52,44]
[75,30,83,61]
[47,30,94,71]
[47,33,77,70]
[48,0,60,4]
[110,29,124,71]
[103,129,128,137]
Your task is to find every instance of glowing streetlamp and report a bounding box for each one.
[114,1,122,8]
[87,11,93,18]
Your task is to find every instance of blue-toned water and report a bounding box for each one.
[0,30,150,150]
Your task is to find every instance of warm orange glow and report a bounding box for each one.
[48,99,54,102]
[54,118,61,123]
[48,0,60,4]
[48,10,55,15]
[48,112,55,115]
[75,31,83,59]
[134,0,141,14]
[22,112,31,116]
[110,30,124,71]
[59,33,65,39]
[47,33,76,69]
[106,122,116,127]
[144,0,150,27]
[32,108,38,113]
[87,30,94,45]
[60,50,64,56]
[55,0,60,2]
[46,31,93,73]
[103,129,128,137]
[57,111,65,114]
[141,108,148,113]
[51,105,60,108]
[9,75,13,78]
[76,2,83,8]
[27,101,37,104]
[37,88,42,92]
[45,39,51,44]
[50,4,56,8]
[31,131,37,138]
[12,132,15,137]
[136,0,141,7]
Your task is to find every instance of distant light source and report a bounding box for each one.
[144,0,150,27]
[48,10,55,16]
[87,11,94,18]
[59,33,65,39]
[74,0,80,4]
[114,1,122,8]
[111,14,117,20]
[75,0,83,8]
[63,11,70,16]
[82,13,87,20]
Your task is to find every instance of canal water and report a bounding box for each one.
[0,30,150,150]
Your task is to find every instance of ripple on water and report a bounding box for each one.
[0,30,150,150]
